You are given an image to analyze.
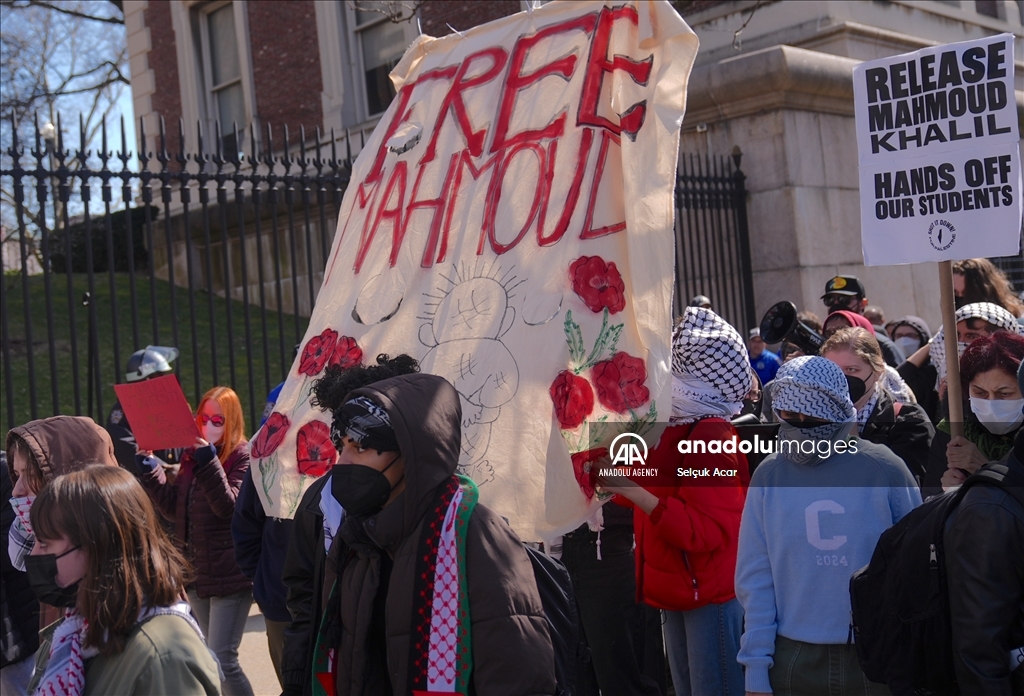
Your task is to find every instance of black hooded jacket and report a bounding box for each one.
[284,374,555,696]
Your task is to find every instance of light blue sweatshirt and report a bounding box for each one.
[735,438,922,693]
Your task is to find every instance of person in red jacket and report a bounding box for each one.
[600,307,749,696]
[138,386,254,696]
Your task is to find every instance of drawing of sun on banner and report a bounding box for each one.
[250,0,698,540]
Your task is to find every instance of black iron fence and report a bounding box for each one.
[1,114,755,437]
[673,149,756,333]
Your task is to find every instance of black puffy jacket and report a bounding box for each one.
[944,449,1024,694]
[280,473,331,696]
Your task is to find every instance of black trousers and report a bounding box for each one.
[562,523,666,696]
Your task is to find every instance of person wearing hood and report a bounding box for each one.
[736,356,921,695]
[1,454,38,696]
[922,331,1024,498]
[822,327,935,481]
[889,316,939,421]
[944,359,1024,693]
[277,353,420,696]
[600,307,749,696]
[6,416,118,630]
[309,373,555,696]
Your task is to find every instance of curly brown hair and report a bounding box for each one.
[30,465,191,656]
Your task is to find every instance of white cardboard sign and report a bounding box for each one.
[853,34,1022,265]
[249,0,698,540]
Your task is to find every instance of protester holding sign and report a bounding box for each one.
[601,307,749,696]
[944,360,1024,693]
[138,386,254,696]
[736,356,920,695]
[923,331,1024,497]
[105,346,184,479]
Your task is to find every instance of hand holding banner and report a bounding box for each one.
[113,374,200,450]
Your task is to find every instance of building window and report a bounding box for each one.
[975,0,1005,18]
[348,2,416,119]
[198,2,249,154]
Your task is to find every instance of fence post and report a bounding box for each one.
[731,146,756,331]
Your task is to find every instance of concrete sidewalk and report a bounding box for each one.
[239,604,280,696]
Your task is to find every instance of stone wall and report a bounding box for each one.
[681,39,1023,332]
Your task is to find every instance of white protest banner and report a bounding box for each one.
[249,0,698,540]
[853,34,1022,265]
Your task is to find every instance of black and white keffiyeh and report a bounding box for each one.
[769,357,856,465]
[331,395,399,453]
[670,307,752,423]
[768,356,856,424]
[931,302,1023,381]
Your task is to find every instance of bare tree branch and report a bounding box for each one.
[347,0,425,24]
[0,0,123,24]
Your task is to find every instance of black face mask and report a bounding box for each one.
[25,546,82,607]
[331,455,402,517]
[954,295,967,310]
[845,374,867,404]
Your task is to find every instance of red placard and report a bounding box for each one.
[112,374,200,450]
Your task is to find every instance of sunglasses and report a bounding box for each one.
[200,414,225,427]
[823,295,859,310]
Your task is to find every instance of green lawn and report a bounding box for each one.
[2,272,309,440]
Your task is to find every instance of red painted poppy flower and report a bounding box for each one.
[550,370,595,430]
[295,420,337,477]
[570,256,626,314]
[329,335,363,370]
[592,352,650,413]
[298,329,339,376]
[251,411,290,459]
[571,447,608,499]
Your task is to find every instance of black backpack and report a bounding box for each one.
[849,461,1024,695]
[525,545,583,696]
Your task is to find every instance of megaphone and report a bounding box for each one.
[759,301,825,356]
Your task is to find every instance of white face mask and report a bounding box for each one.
[894,336,921,356]
[203,423,225,444]
[969,396,1024,435]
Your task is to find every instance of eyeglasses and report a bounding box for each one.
[200,414,225,426]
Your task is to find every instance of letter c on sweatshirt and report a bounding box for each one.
[804,500,848,551]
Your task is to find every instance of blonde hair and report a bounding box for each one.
[195,386,246,460]
[821,327,885,375]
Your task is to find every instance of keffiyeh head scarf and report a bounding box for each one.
[670,307,752,423]
[768,356,856,465]
[931,302,1023,381]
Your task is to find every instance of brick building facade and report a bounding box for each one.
[121,0,532,317]
[125,0,526,159]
